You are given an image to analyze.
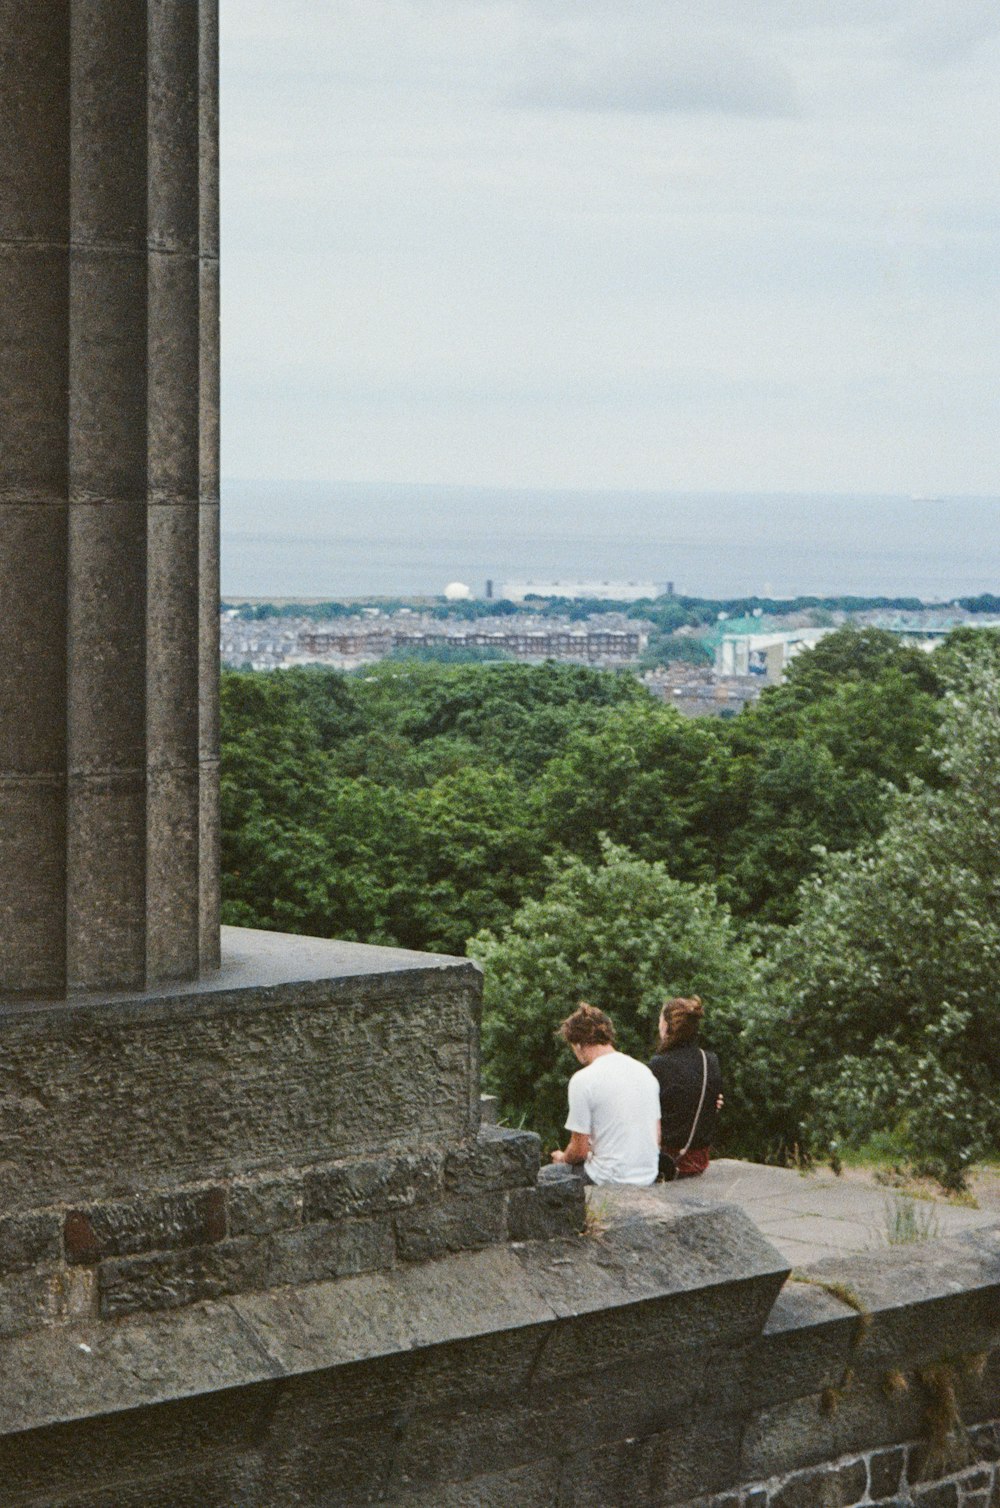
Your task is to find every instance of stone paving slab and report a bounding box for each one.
[643,1158,1000,1264]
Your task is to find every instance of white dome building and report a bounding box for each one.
[443,581,472,601]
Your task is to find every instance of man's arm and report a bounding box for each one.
[551,1132,590,1165]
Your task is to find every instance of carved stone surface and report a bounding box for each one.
[0,0,220,996]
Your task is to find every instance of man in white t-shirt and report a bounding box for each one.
[549,1003,660,1187]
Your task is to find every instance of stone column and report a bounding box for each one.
[0,1,219,996]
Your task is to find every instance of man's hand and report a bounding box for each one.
[552,1132,590,1165]
[716,1093,724,1111]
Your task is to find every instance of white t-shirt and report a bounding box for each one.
[565,1050,660,1186]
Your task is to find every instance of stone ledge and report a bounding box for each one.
[0,1194,787,1441]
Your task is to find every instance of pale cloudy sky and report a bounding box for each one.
[220,0,999,495]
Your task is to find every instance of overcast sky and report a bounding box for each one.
[220,0,999,495]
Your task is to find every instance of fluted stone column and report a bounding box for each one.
[0,1,219,996]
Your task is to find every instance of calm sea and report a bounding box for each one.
[221,482,998,602]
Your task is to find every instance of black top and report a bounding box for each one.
[649,1043,723,1150]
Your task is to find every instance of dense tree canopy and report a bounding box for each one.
[219,626,1000,1179]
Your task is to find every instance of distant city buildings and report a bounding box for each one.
[220,609,649,672]
[498,580,664,603]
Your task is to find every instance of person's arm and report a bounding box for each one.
[551,1131,591,1165]
[553,1072,591,1164]
[657,1119,661,1149]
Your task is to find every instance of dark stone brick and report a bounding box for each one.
[335,1216,396,1277]
[744,1493,769,1507]
[770,1459,867,1508]
[969,1423,1000,1462]
[870,1446,907,1497]
[0,1210,62,1273]
[267,1218,394,1286]
[444,1125,540,1195]
[229,1173,303,1237]
[66,1186,228,1264]
[394,1193,507,1263]
[303,1151,443,1223]
[912,1483,960,1506]
[0,1268,58,1338]
[507,1180,585,1242]
[98,1236,269,1317]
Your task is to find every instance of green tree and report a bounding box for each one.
[470,842,753,1148]
[746,639,1000,1183]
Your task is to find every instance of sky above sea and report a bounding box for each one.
[221,3,1000,497]
[221,482,998,601]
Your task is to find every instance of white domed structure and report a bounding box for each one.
[443,581,472,601]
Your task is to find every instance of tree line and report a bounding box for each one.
[221,626,1000,1186]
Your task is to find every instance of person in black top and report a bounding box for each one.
[648,995,723,1178]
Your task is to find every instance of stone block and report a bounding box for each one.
[636,1417,748,1501]
[148,0,200,254]
[146,763,201,982]
[507,1180,586,1241]
[0,1211,62,1274]
[66,499,147,773]
[199,257,220,494]
[444,1124,541,1194]
[68,247,148,499]
[742,1377,925,1483]
[267,1218,394,1286]
[304,1150,444,1223]
[769,1458,868,1508]
[228,1173,303,1237]
[969,1422,1000,1462]
[0,505,67,774]
[392,1458,562,1506]
[198,503,221,757]
[99,1237,268,1318]
[394,1193,507,1263]
[68,0,147,247]
[146,502,200,762]
[869,1444,907,1496]
[0,929,481,1213]
[65,1187,226,1264]
[0,776,66,995]
[0,1268,60,1339]
[912,1484,960,1507]
[65,771,148,991]
[0,1374,280,1505]
[198,756,222,972]
[0,245,69,497]
[0,7,70,243]
[148,258,201,499]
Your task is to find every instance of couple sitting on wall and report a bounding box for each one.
[546,997,723,1187]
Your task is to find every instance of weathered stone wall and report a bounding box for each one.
[1,1187,998,1506]
[0,1124,582,1335]
[0,929,482,1212]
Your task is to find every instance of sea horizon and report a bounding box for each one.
[221,480,998,602]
